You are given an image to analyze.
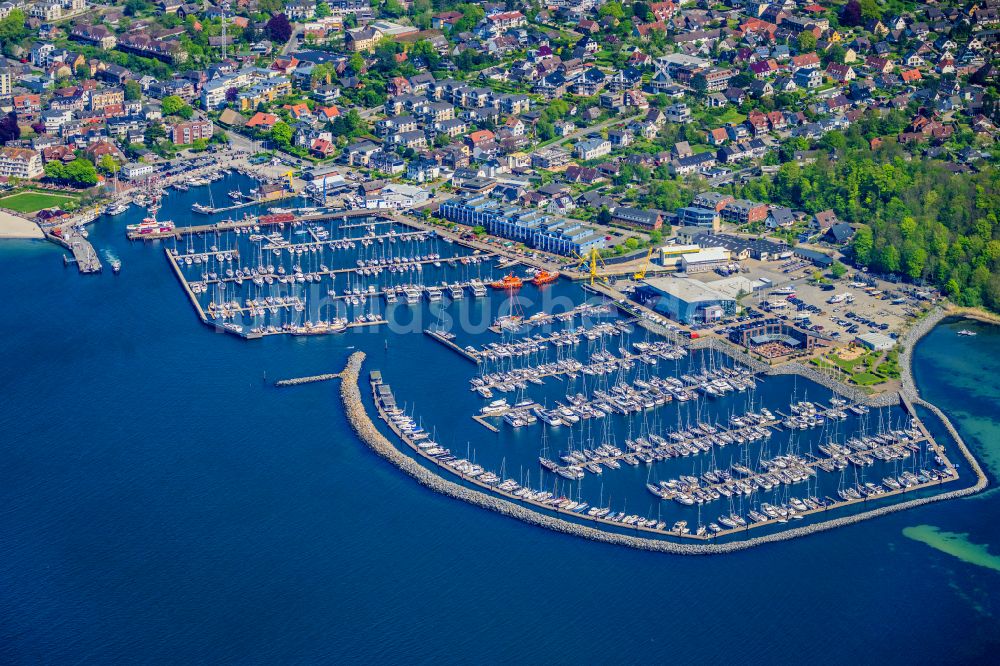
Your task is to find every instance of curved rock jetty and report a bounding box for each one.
[337,347,989,555]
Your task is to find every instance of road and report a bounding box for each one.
[528,112,644,155]
[280,27,302,56]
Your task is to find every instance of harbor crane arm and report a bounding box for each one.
[633,247,654,281]
[571,248,610,286]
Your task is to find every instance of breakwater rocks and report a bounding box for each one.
[338,351,989,555]
[896,307,948,403]
[274,372,342,387]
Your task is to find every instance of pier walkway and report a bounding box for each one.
[486,302,618,334]
[52,227,102,274]
[129,209,401,241]
[193,193,294,215]
[424,329,480,362]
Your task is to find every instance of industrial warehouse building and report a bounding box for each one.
[637,277,739,324]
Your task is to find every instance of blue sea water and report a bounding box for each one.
[1,183,998,663]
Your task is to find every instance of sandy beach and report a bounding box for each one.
[0,211,44,240]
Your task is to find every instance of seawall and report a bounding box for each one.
[338,348,990,555]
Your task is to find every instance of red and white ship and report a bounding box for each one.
[126,185,174,235]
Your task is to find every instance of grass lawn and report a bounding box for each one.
[851,372,885,386]
[0,190,79,213]
[812,351,888,386]
[714,108,747,124]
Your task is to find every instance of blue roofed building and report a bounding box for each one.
[438,196,607,256]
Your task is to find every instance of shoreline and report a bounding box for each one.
[0,211,45,240]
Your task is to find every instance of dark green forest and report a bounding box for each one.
[735,142,1000,311]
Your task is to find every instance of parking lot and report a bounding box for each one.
[745,272,930,343]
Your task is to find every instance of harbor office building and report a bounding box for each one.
[635,276,738,324]
[438,196,607,256]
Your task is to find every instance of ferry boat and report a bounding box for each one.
[126,216,175,235]
[490,273,523,290]
[531,270,559,286]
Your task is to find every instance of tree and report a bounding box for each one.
[270,120,293,147]
[830,261,847,279]
[124,80,142,102]
[453,3,484,33]
[51,158,100,187]
[349,52,365,75]
[0,9,28,56]
[145,122,166,145]
[76,63,90,79]
[266,13,292,44]
[598,1,625,20]
[161,95,188,116]
[852,226,874,266]
[841,0,863,26]
[382,0,405,17]
[0,111,19,145]
[797,32,817,53]
[315,1,331,18]
[98,154,120,176]
[858,0,881,20]
[823,45,846,66]
[878,244,901,274]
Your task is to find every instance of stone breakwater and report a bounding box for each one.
[338,350,989,555]
[895,307,949,404]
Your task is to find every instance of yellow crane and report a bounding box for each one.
[633,247,654,281]
[572,248,610,286]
